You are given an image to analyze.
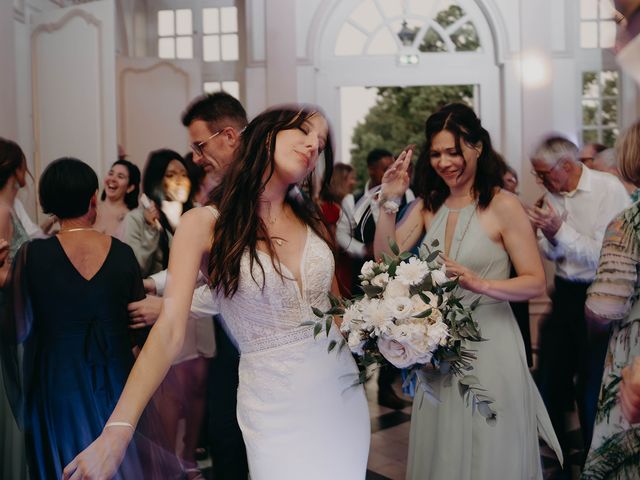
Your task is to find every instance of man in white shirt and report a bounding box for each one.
[128,92,249,479]
[336,148,415,410]
[528,136,630,473]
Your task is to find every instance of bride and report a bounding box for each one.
[63,106,371,480]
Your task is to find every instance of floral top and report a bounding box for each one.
[582,203,640,479]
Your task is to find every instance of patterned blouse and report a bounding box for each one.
[581,204,640,479]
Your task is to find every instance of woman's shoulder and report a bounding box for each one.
[487,188,523,215]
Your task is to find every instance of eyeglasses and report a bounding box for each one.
[531,161,562,181]
[190,129,222,157]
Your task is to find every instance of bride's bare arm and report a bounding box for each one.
[63,207,216,480]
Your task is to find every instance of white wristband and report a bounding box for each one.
[381,200,400,215]
[104,421,135,432]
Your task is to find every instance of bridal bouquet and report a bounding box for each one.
[307,239,497,423]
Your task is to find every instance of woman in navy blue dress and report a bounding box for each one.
[1,158,180,479]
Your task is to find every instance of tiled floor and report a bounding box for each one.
[201,371,577,480]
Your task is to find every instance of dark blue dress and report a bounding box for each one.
[2,236,180,479]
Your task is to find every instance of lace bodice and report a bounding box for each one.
[208,222,334,353]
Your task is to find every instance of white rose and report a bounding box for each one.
[385,296,413,320]
[360,260,376,279]
[384,279,410,299]
[348,331,366,356]
[377,334,418,369]
[431,264,448,286]
[396,257,430,286]
[409,295,430,317]
[426,320,449,350]
[387,323,434,366]
[371,272,390,288]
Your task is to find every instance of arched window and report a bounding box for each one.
[334,0,482,58]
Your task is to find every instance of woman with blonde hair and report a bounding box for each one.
[582,119,640,478]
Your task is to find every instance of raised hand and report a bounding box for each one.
[380,148,413,199]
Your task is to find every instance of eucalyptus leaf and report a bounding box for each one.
[327,340,337,353]
[399,251,412,261]
[328,292,341,308]
[389,238,400,256]
[426,250,440,263]
[413,308,433,319]
[326,307,344,315]
[361,284,384,297]
[431,239,440,248]
[325,317,332,336]
[313,322,322,339]
[300,321,315,327]
[311,307,325,318]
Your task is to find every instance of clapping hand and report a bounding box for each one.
[380,147,413,199]
[526,199,563,242]
[441,254,488,295]
[620,357,640,424]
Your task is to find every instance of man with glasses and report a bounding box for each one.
[528,136,629,477]
[128,92,249,479]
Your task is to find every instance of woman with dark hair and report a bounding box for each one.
[64,106,370,480]
[0,137,29,480]
[94,159,141,236]
[120,149,192,277]
[1,157,180,479]
[374,103,561,479]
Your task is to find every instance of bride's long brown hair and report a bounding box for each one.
[208,106,334,297]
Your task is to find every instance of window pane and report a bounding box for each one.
[203,35,220,62]
[419,27,447,52]
[176,36,193,59]
[600,20,616,48]
[582,71,599,97]
[221,7,238,33]
[203,8,220,34]
[222,81,240,99]
[158,37,175,58]
[582,99,599,125]
[599,0,616,20]
[451,22,481,52]
[367,28,398,55]
[601,99,618,126]
[580,0,598,19]
[158,10,174,37]
[580,22,598,48]
[582,129,599,144]
[349,1,384,33]
[204,82,221,93]
[435,4,465,28]
[335,23,368,56]
[602,128,618,147]
[176,9,192,36]
[601,70,619,97]
[221,34,239,61]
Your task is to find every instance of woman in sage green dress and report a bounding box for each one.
[581,120,640,479]
[0,137,32,480]
[374,104,562,479]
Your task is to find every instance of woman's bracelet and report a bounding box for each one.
[104,421,135,432]
[377,195,402,215]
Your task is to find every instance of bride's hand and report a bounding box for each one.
[63,427,132,480]
[380,148,413,199]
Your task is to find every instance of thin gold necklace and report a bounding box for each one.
[59,227,95,233]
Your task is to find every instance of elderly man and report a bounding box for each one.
[528,136,630,475]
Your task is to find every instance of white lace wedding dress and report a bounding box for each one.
[205,210,370,479]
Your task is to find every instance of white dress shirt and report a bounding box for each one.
[336,181,415,258]
[538,166,631,282]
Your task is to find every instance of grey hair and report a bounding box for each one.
[530,135,579,167]
[594,148,617,169]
